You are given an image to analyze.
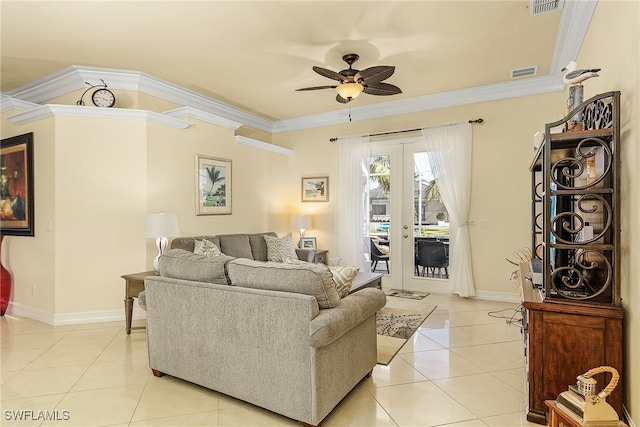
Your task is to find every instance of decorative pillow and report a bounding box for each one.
[194,239,223,257]
[227,258,340,309]
[264,233,298,262]
[329,265,360,298]
[159,249,235,285]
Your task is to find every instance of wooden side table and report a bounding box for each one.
[121,271,156,334]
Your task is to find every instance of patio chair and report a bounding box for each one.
[416,240,449,278]
[370,238,390,273]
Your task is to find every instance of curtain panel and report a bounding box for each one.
[335,135,371,271]
[422,122,475,297]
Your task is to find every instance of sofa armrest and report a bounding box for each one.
[308,288,386,348]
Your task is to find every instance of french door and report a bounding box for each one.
[368,141,452,293]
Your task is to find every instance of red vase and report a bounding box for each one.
[0,235,12,316]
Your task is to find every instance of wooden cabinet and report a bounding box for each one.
[522,280,623,424]
[523,91,624,424]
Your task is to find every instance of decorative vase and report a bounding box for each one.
[0,235,12,316]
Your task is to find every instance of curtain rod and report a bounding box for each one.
[329,118,484,143]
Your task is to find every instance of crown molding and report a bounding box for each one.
[7,104,192,129]
[0,95,40,113]
[273,75,565,133]
[234,135,293,156]
[6,65,273,133]
[3,1,595,135]
[550,0,598,77]
[164,106,242,130]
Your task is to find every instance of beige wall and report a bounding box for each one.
[575,0,639,421]
[274,91,566,297]
[1,112,56,316]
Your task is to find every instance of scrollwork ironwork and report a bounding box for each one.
[551,137,611,190]
[550,194,611,244]
[550,249,612,300]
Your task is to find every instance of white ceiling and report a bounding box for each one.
[1,1,591,125]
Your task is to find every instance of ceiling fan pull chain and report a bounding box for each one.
[349,104,352,122]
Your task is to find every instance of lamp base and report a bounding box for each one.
[153,236,168,273]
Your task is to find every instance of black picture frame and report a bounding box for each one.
[1,133,35,237]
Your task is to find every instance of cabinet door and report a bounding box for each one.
[540,311,622,417]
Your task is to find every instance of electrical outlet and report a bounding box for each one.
[32,285,36,295]
[477,219,489,228]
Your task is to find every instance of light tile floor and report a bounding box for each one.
[1,292,541,427]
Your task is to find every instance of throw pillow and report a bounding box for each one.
[194,239,223,257]
[329,265,360,298]
[264,233,298,262]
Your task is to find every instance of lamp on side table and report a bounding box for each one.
[145,212,180,273]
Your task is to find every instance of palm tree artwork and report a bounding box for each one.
[204,165,226,207]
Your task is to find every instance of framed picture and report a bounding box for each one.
[300,237,317,251]
[1,133,35,237]
[196,155,232,215]
[301,176,329,202]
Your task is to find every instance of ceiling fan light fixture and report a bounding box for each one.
[336,82,363,99]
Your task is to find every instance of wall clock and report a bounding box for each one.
[76,80,116,108]
[91,88,116,108]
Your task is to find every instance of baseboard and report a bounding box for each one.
[473,290,522,303]
[5,301,146,326]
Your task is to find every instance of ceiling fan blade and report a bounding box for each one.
[335,94,352,104]
[363,82,402,96]
[296,85,338,91]
[355,66,395,83]
[313,66,346,82]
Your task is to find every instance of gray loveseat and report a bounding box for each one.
[143,232,386,426]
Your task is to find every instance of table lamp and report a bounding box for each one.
[145,212,180,273]
[291,214,312,248]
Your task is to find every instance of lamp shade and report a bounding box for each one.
[145,212,180,238]
[291,214,312,230]
[336,83,363,99]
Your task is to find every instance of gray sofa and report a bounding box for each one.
[143,232,386,426]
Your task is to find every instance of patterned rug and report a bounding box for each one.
[384,289,429,300]
[376,305,437,365]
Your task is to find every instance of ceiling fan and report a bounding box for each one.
[296,53,402,104]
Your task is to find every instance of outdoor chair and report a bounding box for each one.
[416,240,449,278]
[370,238,390,273]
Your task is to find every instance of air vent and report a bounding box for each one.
[530,0,563,15]
[511,66,538,78]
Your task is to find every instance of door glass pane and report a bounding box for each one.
[414,152,449,278]
[368,155,390,273]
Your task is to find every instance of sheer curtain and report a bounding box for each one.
[422,122,475,297]
[335,135,371,271]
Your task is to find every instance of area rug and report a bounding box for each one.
[384,289,429,300]
[376,305,437,365]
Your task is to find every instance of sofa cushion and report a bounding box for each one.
[329,265,360,298]
[159,249,235,285]
[264,233,298,262]
[194,239,223,257]
[218,234,253,259]
[227,258,341,309]
[248,232,277,261]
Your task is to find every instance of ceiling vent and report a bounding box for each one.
[530,0,564,15]
[511,66,538,79]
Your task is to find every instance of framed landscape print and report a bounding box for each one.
[196,155,232,215]
[301,176,328,202]
[1,133,35,237]
[300,237,317,251]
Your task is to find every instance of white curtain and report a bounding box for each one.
[335,135,371,271]
[422,122,475,297]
